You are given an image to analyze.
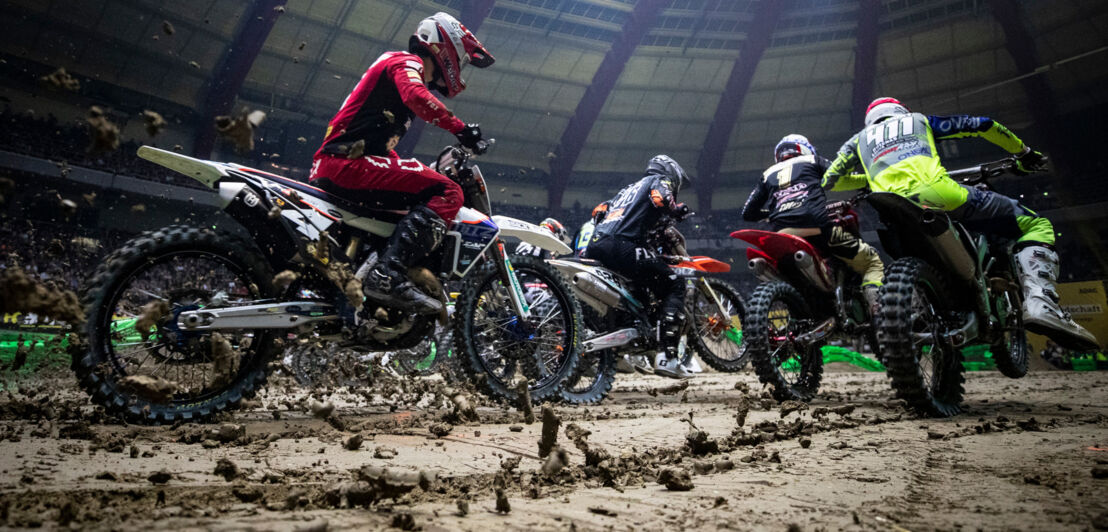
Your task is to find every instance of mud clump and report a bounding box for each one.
[86,106,120,154]
[147,470,172,484]
[428,423,452,438]
[516,380,535,424]
[213,458,240,481]
[657,467,693,491]
[495,488,511,513]
[215,109,266,154]
[310,400,335,419]
[541,445,569,477]
[0,268,84,324]
[649,380,689,397]
[390,513,418,531]
[447,393,480,424]
[343,434,364,450]
[134,300,169,342]
[346,139,366,160]
[274,270,299,292]
[141,110,167,137]
[118,375,178,403]
[735,396,750,428]
[538,405,560,458]
[779,400,808,418]
[353,465,435,501]
[209,333,237,388]
[40,67,80,91]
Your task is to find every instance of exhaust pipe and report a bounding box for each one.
[919,211,977,282]
[748,257,782,282]
[584,328,639,353]
[573,272,622,308]
[793,251,834,292]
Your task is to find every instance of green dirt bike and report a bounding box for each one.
[871,157,1038,417]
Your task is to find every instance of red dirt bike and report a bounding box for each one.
[731,193,878,401]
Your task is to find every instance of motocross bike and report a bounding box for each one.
[732,193,879,402]
[548,220,746,404]
[77,142,581,423]
[872,157,1038,417]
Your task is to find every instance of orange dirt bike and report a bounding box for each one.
[76,142,582,423]
[549,220,747,404]
[732,193,878,402]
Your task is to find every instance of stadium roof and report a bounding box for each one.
[2,0,1106,209]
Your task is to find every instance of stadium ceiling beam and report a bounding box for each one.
[694,0,784,213]
[987,0,1108,273]
[395,0,497,158]
[850,0,881,130]
[545,0,668,214]
[193,0,288,158]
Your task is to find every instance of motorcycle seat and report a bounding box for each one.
[228,166,409,224]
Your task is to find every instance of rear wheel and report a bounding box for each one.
[747,282,824,402]
[454,254,583,403]
[690,278,748,372]
[878,258,964,417]
[76,225,279,424]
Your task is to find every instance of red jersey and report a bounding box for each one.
[316,51,466,159]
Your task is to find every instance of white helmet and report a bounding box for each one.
[409,12,494,98]
[774,134,816,163]
[864,97,910,127]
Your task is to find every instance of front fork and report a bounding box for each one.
[492,240,532,321]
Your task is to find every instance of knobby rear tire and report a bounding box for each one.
[76,225,278,424]
[747,281,824,402]
[877,258,965,417]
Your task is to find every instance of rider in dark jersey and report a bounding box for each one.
[310,12,493,315]
[743,134,884,312]
[586,155,693,378]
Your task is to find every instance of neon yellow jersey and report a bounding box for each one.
[823,113,1026,210]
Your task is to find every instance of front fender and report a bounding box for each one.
[492,215,572,255]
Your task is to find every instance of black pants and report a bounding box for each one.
[585,236,686,350]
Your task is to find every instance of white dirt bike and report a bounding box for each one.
[76,142,581,423]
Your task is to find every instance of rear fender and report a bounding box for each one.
[492,215,572,255]
[867,192,977,283]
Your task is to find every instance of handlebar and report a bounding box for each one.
[949,155,1046,187]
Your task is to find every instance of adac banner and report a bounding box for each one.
[1028,280,1108,359]
[1,312,67,334]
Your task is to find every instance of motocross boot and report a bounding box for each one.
[1015,245,1097,351]
[363,206,446,315]
[653,308,692,379]
[862,285,880,319]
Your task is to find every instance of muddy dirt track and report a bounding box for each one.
[0,367,1106,531]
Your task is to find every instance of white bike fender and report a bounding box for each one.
[492,215,572,255]
[218,182,246,209]
[137,145,227,188]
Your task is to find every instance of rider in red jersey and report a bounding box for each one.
[310,12,493,314]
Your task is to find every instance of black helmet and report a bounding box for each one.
[646,154,692,193]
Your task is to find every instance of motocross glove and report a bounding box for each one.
[1014,147,1047,175]
[455,124,486,154]
[673,203,691,221]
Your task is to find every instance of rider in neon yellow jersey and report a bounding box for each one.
[823,97,1096,351]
